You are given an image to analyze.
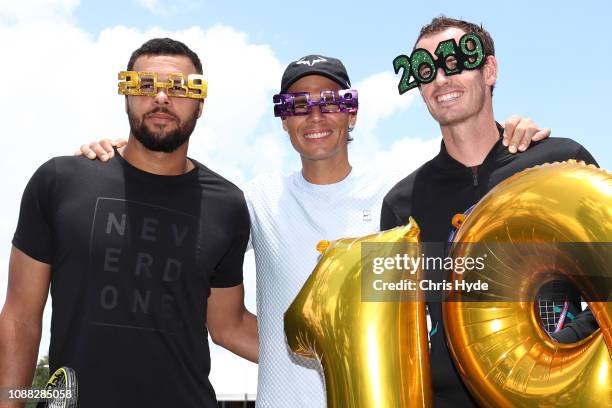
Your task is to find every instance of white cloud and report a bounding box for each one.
[354,71,416,135]
[134,0,200,17]
[0,0,79,23]
[347,71,438,175]
[134,0,159,12]
[354,136,441,178]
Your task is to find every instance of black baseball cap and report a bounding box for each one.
[280,54,351,93]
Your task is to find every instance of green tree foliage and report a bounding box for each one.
[26,355,49,408]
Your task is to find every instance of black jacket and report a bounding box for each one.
[380,128,598,407]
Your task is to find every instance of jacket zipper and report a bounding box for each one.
[470,166,479,187]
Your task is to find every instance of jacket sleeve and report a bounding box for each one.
[380,198,401,231]
[574,145,599,167]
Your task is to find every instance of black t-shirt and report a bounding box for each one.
[13,153,250,407]
[380,130,598,407]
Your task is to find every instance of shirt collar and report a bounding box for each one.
[433,122,509,171]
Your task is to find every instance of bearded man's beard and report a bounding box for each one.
[129,106,198,153]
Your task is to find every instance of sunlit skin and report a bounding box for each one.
[122,54,204,175]
[282,75,357,184]
[416,27,499,166]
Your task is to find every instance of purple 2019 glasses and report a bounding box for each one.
[273,89,358,118]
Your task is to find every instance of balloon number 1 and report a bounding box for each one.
[284,221,432,408]
[393,32,485,94]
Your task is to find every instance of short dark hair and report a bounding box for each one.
[127,38,203,74]
[415,16,495,95]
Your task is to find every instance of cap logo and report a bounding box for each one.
[296,56,327,67]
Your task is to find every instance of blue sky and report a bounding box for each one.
[71,0,610,169]
[0,0,609,396]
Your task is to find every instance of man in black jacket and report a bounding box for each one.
[381,16,599,407]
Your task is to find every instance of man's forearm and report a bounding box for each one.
[211,311,259,363]
[0,313,42,401]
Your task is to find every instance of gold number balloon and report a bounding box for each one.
[285,160,611,407]
[445,161,612,407]
[284,220,432,408]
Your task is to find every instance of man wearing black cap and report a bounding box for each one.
[77,53,548,407]
[245,56,367,407]
[243,55,549,407]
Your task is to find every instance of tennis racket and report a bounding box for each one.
[36,366,78,408]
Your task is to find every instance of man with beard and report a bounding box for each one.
[381,16,598,407]
[0,38,257,408]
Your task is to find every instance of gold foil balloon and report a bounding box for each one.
[284,219,431,408]
[445,161,612,407]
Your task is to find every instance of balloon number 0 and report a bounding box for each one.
[393,32,485,94]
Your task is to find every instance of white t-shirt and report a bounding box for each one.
[245,168,400,408]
